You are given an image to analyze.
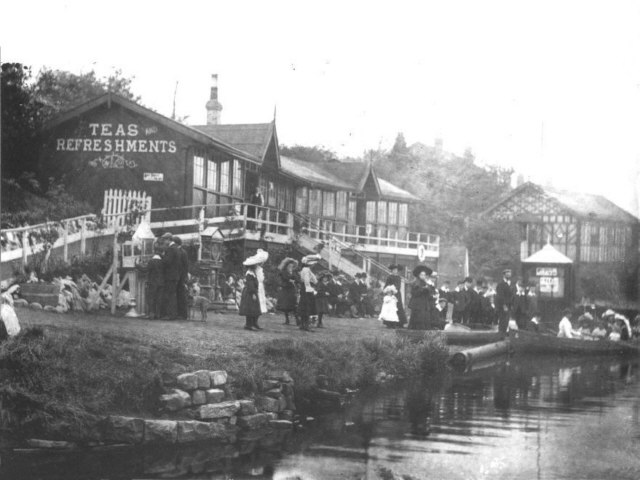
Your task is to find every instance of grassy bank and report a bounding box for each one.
[0,311,449,442]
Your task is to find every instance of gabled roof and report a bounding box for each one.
[279,156,355,190]
[279,156,418,200]
[42,93,259,164]
[192,123,274,162]
[484,182,638,223]
[523,243,573,264]
[377,178,420,202]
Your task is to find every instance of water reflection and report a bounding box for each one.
[3,355,640,479]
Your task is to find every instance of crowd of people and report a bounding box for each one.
[146,233,190,321]
[556,307,640,341]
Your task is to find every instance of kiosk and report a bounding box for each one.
[522,242,573,323]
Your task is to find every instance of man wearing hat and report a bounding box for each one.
[495,268,514,333]
[160,233,180,320]
[348,273,366,318]
[384,265,407,327]
[436,297,449,325]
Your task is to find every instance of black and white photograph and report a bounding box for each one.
[1,1,640,479]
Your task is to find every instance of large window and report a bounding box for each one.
[193,155,205,187]
[296,187,308,214]
[192,188,204,207]
[309,189,321,216]
[398,203,408,226]
[207,160,217,191]
[377,201,387,224]
[322,191,336,217]
[219,161,230,194]
[277,184,287,210]
[388,202,398,224]
[232,160,243,197]
[366,201,376,223]
[336,192,347,219]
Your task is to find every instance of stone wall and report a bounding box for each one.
[17,369,295,450]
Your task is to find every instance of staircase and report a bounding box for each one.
[295,233,364,279]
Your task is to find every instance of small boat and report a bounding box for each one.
[509,329,640,355]
[396,325,504,345]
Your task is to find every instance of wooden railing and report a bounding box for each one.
[300,217,439,255]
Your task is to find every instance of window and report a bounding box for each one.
[366,201,376,223]
[206,192,217,216]
[192,188,204,207]
[388,202,398,224]
[220,161,230,194]
[232,160,243,197]
[267,181,276,206]
[309,189,321,216]
[398,203,408,226]
[207,160,217,191]
[590,225,600,246]
[322,191,336,217]
[348,200,356,224]
[336,191,347,219]
[377,201,387,224]
[193,155,205,187]
[277,184,286,210]
[296,187,308,214]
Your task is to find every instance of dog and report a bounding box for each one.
[189,295,210,322]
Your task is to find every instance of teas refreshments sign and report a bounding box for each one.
[55,123,177,169]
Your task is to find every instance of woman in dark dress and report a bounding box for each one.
[315,272,332,328]
[277,257,299,325]
[408,265,438,330]
[384,264,407,327]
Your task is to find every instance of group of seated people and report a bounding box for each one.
[557,307,638,342]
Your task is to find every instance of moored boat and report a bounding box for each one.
[509,329,640,355]
[396,327,504,345]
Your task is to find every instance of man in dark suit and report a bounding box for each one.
[161,233,180,320]
[461,276,481,325]
[146,247,164,319]
[511,280,529,330]
[348,274,365,318]
[173,236,190,320]
[495,269,514,333]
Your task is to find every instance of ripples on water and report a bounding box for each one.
[3,355,640,479]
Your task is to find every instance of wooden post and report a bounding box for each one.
[62,221,69,262]
[80,217,87,256]
[21,231,28,271]
[111,227,119,315]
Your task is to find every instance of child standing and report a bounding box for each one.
[379,285,400,328]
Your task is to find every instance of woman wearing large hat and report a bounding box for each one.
[384,264,407,327]
[298,254,321,331]
[239,249,269,331]
[408,264,438,330]
[276,257,299,325]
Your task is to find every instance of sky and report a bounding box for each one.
[1,0,639,216]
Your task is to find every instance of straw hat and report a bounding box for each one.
[301,254,321,265]
[243,249,269,266]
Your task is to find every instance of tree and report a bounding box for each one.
[391,132,409,156]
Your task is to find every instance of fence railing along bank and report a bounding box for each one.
[1,201,439,278]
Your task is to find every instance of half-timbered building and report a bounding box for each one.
[483,182,639,304]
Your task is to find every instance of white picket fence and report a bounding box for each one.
[102,189,152,227]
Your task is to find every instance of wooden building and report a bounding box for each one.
[39,91,439,277]
[483,182,639,304]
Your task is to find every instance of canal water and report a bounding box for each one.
[3,354,640,479]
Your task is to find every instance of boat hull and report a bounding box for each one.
[509,330,640,355]
[396,328,505,345]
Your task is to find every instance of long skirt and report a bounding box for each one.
[298,292,317,317]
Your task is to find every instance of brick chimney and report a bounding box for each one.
[206,74,223,125]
